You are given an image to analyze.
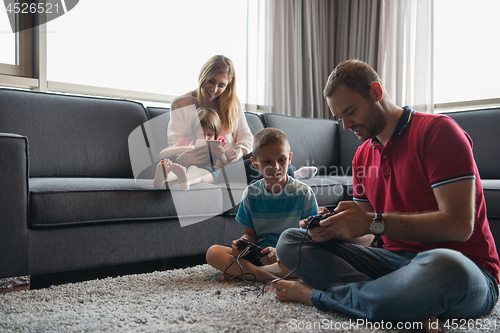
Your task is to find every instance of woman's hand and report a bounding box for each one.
[176,148,210,166]
[225,147,244,163]
[211,146,229,166]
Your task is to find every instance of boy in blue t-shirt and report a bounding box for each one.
[206,128,318,282]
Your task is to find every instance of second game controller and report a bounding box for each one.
[307,212,336,229]
[237,239,265,258]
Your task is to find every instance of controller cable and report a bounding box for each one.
[223,224,313,298]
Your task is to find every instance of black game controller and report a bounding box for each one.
[307,212,337,229]
[237,239,265,258]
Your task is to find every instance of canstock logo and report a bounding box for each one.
[4,0,79,33]
[128,104,246,227]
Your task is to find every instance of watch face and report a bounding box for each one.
[371,221,385,235]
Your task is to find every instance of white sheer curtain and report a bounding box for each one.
[261,0,380,118]
[245,0,267,111]
[264,0,305,117]
[250,0,433,117]
[377,0,434,113]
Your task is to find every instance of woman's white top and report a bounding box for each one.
[167,92,253,154]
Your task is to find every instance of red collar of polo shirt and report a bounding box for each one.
[370,106,416,148]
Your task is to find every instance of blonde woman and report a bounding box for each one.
[168,55,252,168]
[168,55,305,183]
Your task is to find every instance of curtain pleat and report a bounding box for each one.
[264,0,381,118]
[253,0,432,117]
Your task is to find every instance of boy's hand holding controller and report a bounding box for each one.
[301,207,338,242]
[231,237,247,257]
[232,238,278,265]
[231,237,256,257]
[260,246,278,265]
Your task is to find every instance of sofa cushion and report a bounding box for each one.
[28,178,225,228]
[482,179,500,219]
[328,175,354,200]
[300,176,344,209]
[260,113,340,175]
[0,88,148,178]
[245,112,265,135]
[146,106,170,120]
[445,108,500,180]
[338,120,362,177]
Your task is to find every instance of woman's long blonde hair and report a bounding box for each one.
[197,55,241,134]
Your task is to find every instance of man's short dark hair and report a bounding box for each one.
[323,59,381,100]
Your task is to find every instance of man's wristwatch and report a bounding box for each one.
[370,213,385,236]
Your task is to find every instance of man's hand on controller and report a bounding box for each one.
[316,202,373,240]
[300,207,337,242]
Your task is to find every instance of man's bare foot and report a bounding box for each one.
[153,159,171,188]
[271,279,314,306]
[422,317,442,333]
[169,161,189,191]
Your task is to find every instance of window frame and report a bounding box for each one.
[0,14,33,79]
[0,12,174,105]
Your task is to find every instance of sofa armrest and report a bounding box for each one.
[0,133,29,278]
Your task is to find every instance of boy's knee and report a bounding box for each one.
[205,244,222,265]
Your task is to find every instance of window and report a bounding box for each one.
[434,0,500,107]
[0,13,16,65]
[46,0,249,104]
[0,9,32,78]
[4,1,497,111]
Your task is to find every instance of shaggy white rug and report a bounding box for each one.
[1,264,499,333]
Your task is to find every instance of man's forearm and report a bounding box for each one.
[382,210,473,243]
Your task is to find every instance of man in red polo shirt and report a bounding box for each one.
[272,60,499,332]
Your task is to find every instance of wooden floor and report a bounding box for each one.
[0,284,29,295]
[0,254,206,295]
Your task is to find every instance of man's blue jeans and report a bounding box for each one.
[276,228,498,322]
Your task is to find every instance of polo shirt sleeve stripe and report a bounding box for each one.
[431,174,476,188]
[353,196,370,203]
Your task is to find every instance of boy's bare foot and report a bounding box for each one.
[271,279,313,306]
[220,273,233,282]
[169,162,189,191]
[423,317,442,333]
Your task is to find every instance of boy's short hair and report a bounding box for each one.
[190,107,222,138]
[252,128,290,159]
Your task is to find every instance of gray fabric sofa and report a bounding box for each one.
[445,109,500,248]
[0,87,499,280]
